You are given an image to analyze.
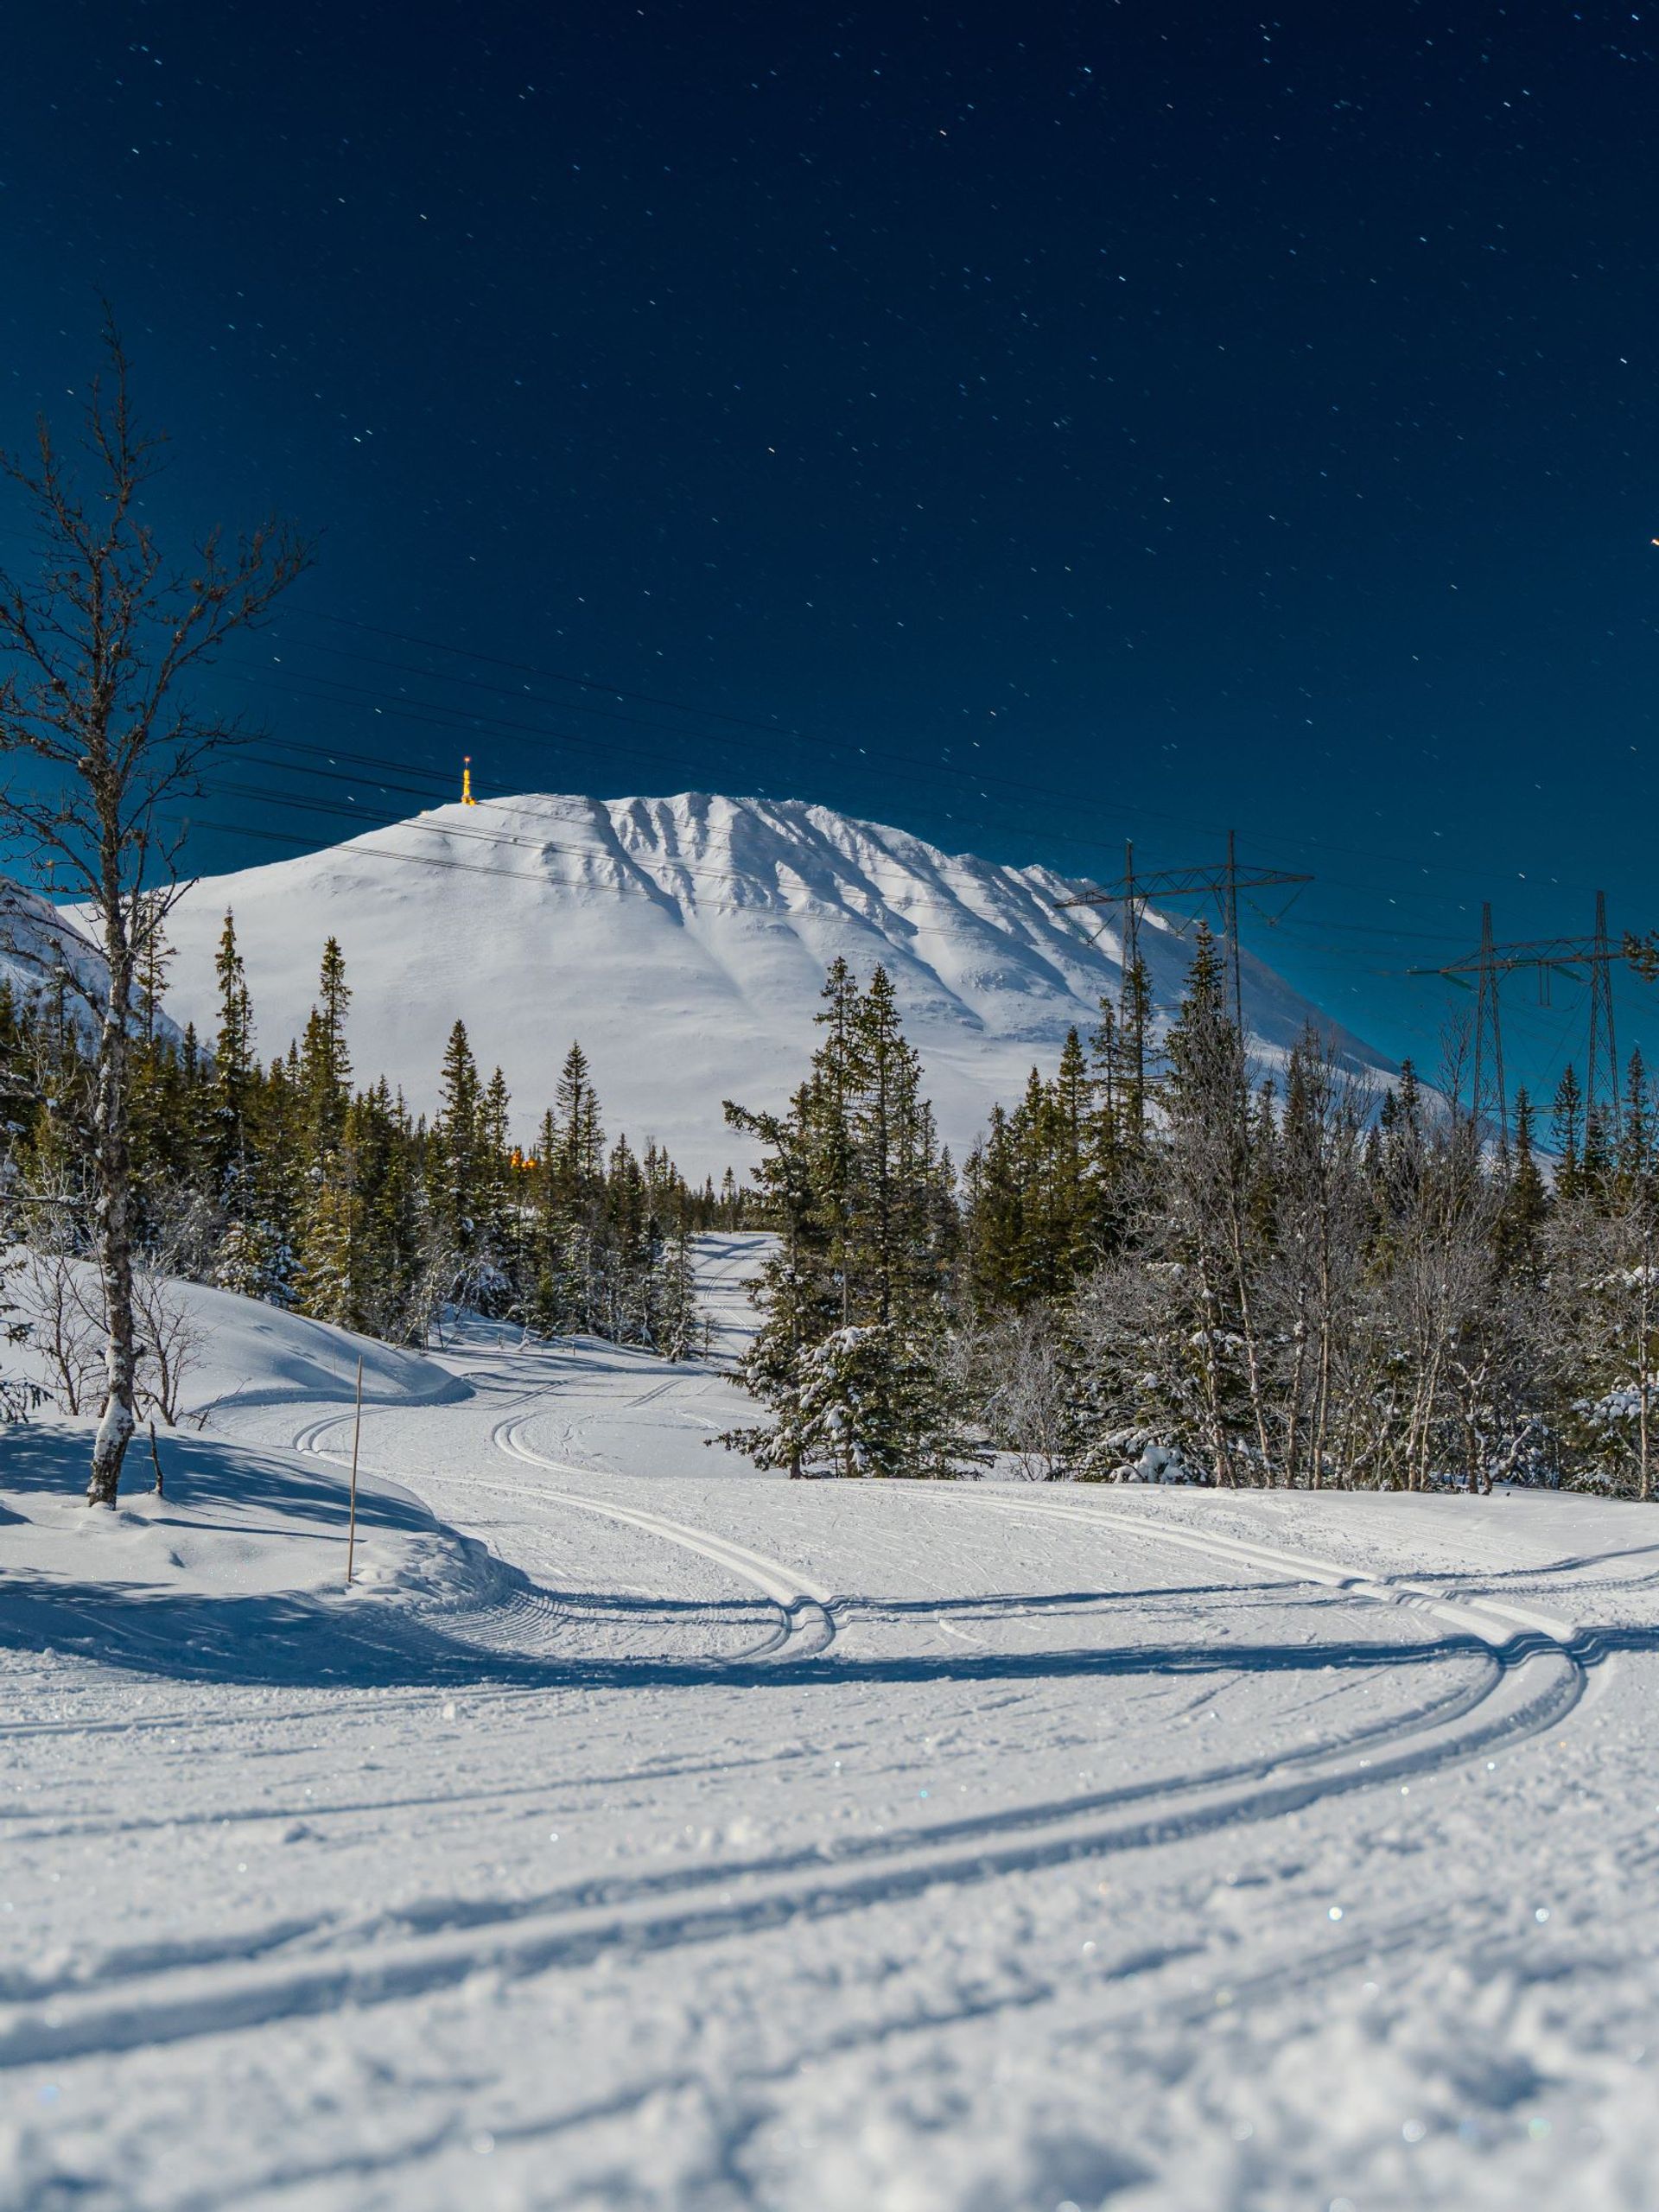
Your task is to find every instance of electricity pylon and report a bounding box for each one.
[1410,893,1633,1141]
[1055,832,1313,1038]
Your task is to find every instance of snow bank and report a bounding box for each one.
[170,1278,467,1418]
[5,1263,467,1420]
[0,1417,517,1685]
[0,1278,494,1681]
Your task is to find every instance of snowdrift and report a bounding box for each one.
[0,1279,497,1682]
[0,1420,520,1685]
[4,1266,470,1421]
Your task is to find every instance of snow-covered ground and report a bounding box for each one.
[3,1236,1657,2209]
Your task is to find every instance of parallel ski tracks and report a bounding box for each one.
[490,1414,838,1662]
[0,1588,1585,2070]
[11,1399,1589,2075]
[925,1481,1584,1650]
[294,1408,837,1667]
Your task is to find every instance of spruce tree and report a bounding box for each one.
[722,965,978,1478]
[1494,1087,1550,1283]
[294,939,357,1321]
[1050,1027,1094,1275]
[1553,1065,1586,1202]
[298,938,353,1163]
[431,1020,483,1248]
[212,913,256,1199]
[295,1179,363,1329]
[658,1213,702,1362]
[963,1105,1024,1313]
[1153,923,1272,1482]
[721,1089,830,1474]
[810,958,864,1323]
[1615,1050,1656,1210]
[554,1042,605,1189]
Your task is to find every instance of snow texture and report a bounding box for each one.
[2,1236,1656,2209]
[122,792,1392,1173]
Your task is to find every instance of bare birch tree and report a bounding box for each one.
[0,319,308,1503]
[1263,1031,1371,1488]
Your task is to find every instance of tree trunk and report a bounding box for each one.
[1281,1300,1310,1491]
[1414,1341,1445,1493]
[1230,1236,1274,1484]
[87,944,137,1507]
[1311,1241,1335,1489]
[1639,1230,1651,1504]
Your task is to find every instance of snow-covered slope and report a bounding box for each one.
[135,793,1387,1174]
[0,879,182,1046]
[6,1266,467,1423]
[3,1243,1657,2209]
[0,1281,488,1658]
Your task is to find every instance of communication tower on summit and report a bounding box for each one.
[461,756,477,806]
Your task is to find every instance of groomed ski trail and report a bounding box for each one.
[491,1415,837,1659]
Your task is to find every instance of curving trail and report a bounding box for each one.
[4,1236,1657,2212]
[492,1414,838,1661]
[284,1332,1597,1937]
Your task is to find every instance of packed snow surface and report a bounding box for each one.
[137,792,1392,1173]
[3,1238,1656,2210]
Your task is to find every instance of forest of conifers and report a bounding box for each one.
[0,912,734,1402]
[722,936,1657,1497]
[3,912,1655,1497]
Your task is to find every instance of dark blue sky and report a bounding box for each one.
[5,1,1658,1100]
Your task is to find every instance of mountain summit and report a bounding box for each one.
[145,792,1390,1175]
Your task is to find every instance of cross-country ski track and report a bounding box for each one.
[3,1234,1659,2211]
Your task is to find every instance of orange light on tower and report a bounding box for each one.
[461,755,477,805]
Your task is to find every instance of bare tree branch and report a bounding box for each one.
[0,320,311,1503]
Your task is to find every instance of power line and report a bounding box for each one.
[223,658,1190,881]
[226,664,1109,861]
[273,611,1600,909]
[1057,833,1313,1037]
[226,654,1530,950]
[1408,893,1646,1137]
[143,739,1659,1057]
[15,665,1645,1084]
[0,511,1630,918]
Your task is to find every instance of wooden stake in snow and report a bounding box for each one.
[346,1356,364,1587]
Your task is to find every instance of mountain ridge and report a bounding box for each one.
[77,791,1394,1177]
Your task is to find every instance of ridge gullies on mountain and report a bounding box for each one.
[60,792,1392,1178]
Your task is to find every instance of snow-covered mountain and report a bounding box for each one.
[130,792,1389,1176]
[0,879,183,1046]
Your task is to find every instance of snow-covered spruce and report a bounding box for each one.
[719,961,983,1480]
[721,925,1659,1493]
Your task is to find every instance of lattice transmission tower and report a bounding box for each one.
[1410,892,1636,1144]
[1054,831,1313,1039]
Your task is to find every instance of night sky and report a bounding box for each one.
[5,2,1659,1097]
